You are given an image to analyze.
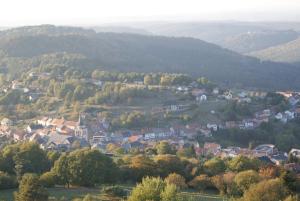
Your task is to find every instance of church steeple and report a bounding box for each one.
[77,114,84,127]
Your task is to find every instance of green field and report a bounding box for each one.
[0,187,226,201]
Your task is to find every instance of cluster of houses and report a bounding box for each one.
[199,142,300,172]
[0,115,90,151]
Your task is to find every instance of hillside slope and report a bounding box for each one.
[0,25,299,89]
[222,30,298,53]
[249,37,300,63]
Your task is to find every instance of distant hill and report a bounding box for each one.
[91,26,151,35]
[131,21,300,53]
[249,37,300,63]
[0,25,300,89]
[222,30,299,53]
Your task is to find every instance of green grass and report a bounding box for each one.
[0,187,226,201]
[0,187,104,201]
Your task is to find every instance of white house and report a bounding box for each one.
[275,113,283,120]
[207,123,218,131]
[196,94,207,102]
[212,88,219,95]
[1,118,13,126]
[289,149,300,159]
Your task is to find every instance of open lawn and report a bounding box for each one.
[0,187,226,201]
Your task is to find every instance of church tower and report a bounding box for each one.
[74,114,89,141]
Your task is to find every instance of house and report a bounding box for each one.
[270,152,288,165]
[289,149,300,159]
[128,135,143,143]
[198,129,212,137]
[288,96,299,106]
[284,110,295,120]
[177,86,189,92]
[254,144,278,156]
[243,120,255,129]
[204,143,221,155]
[196,94,207,102]
[1,118,13,126]
[11,81,23,90]
[37,117,53,127]
[238,91,248,98]
[224,91,233,100]
[165,104,189,112]
[225,121,237,129]
[239,97,252,103]
[192,89,206,97]
[28,93,41,102]
[275,113,283,120]
[212,88,219,95]
[207,124,218,131]
[41,132,74,151]
[12,130,26,142]
[26,124,43,133]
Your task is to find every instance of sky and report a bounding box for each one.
[0,0,300,26]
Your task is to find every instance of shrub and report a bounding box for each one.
[165,173,187,190]
[188,174,212,191]
[0,171,18,189]
[101,186,127,197]
[39,171,56,187]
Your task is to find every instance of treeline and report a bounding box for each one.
[0,142,299,201]
[213,120,300,151]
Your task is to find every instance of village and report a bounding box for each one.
[0,73,300,174]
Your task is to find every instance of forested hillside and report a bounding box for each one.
[0,25,300,89]
[222,30,299,53]
[249,37,300,63]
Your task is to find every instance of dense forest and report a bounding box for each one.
[0,25,300,89]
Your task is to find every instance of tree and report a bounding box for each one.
[160,184,178,201]
[176,146,196,158]
[165,173,187,190]
[12,143,49,178]
[156,141,175,155]
[0,171,17,190]
[154,155,185,178]
[281,170,299,192]
[39,171,56,187]
[129,155,157,181]
[228,155,260,172]
[203,157,226,176]
[47,151,60,167]
[188,174,212,191]
[284,195,299,201]
[53,149,118,187]
[234,170,260,193]
[241,179,287,201]
[14,173,48,201]
[127,177,178,201]
[52,154,70,187]
[258,165,280,179]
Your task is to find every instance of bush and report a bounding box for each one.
[101,186,127,197]
[165,173,187,190]
[0,171,18,189]
[234,170,260,193]
[39,171,56,187]
[188,174,212,191]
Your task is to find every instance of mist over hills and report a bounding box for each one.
[0,25,299,89]
[108,21,300,54]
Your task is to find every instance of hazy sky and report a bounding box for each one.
[1,0,300,26]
